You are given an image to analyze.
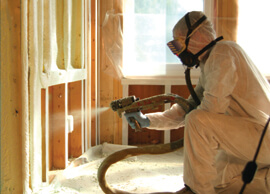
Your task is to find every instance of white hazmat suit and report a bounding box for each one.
[145,11,270,193]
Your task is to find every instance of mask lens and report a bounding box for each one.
[167,39,186,56]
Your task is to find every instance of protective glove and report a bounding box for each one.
[124,111,150,129]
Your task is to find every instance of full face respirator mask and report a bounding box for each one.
[167,12,223,105]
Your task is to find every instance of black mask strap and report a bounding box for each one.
[194,36,224,59]
[185,36,224,106]
[185,13,207,46]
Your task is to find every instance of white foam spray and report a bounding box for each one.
[91,107,109,118]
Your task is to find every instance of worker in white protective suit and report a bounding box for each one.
[124,11,270,194]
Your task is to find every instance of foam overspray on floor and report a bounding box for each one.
[34,143,185,194]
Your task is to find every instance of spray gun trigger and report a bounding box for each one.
[129,117,142,132]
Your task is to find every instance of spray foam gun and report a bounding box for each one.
[110,93,193,132]
[97,94,193,194]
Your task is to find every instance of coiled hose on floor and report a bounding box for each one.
[97,139,184,194]
[98,78,196,193]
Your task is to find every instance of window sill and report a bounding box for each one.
[122,63,201,85]
[121,74,200,86]
[121,74,270,85]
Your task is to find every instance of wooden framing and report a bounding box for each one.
[90,0,97,146]
[28,0,90,189]
[98,0,123,145]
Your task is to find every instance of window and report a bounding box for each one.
[123,0,204,77]
[237,0,270,78]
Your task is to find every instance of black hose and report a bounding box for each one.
[185,68,200,106]
[97,139,184,194]
[239,116,270,194]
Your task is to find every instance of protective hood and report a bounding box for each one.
[167,11,223,105]
[172,11,217,60]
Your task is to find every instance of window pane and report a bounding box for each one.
[123,0,203,77]
[237,0,270,77]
